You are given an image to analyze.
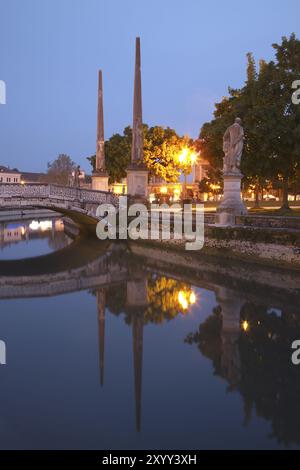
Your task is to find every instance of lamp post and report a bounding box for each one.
[177,148,198,201]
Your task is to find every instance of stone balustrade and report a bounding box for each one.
[0,183,119,207]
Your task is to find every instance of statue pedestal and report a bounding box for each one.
[215,286,243,387]
[126,164,148,202]
[216,172,247,226]
[92,171,109,192]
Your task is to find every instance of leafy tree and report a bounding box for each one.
[259,34,300,209]
[87,126,132,183]
[144,127,194,182]
[289,167,300,200]
[87,125,195,183]
[106,275,195,325]
[44,154,75,185]
[144,276,195,323]
[239,55,277,206]
[105,126,132,182]
[199,34,300,209]
[198,177,211,195]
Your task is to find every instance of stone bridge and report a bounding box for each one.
[0,238,299,313]
[0,183,119,232]
[0,253,128,299]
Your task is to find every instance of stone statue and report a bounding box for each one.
[223,118,244,174]
[73,165,81,188]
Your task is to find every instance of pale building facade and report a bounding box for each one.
[0,166,21,184]
[193,159,210,183]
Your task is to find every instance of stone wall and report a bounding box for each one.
[205,213,300,230]
[134,223,300,269]
[236,214,300,230]
[205,225,300,246]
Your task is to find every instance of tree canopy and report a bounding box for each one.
[198,33,300,208]
[87,125,195,183]
[44,154,75,186]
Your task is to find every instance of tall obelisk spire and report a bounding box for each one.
[97,289,106,387]
[126,37,148,199]
[96,70,106,171]
[131,37,144,164]
[92,70,109,191]
[132,314,143,432]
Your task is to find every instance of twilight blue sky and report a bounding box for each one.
[0,0,299,173]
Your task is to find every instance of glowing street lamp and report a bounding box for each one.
[177,147,198,200]
[177,148,198,166]
[178,148,188,164]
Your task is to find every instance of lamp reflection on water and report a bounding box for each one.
[29,220,53,231]
[178,289,196,311]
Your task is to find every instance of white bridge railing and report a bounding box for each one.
[0,183,119,206]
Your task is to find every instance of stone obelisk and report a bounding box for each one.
[126,273,148,432]
[96,289,106,387]
[92,70,109,191]
[126,37,148,201]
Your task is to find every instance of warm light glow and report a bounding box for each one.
[112,184,126,194]
[21,180,25,185]
[114,186,123,194]
[54,219,64,231]
[210,184,221,191]
[40,220,52,231]
[242,320,249,332]
[149,193,156,203]
[178,291,188,310]
[29,220,52,231]
[177,148,198,166]
[178,148,188,164]
[173,187,181,201]
[189,291,196,304]
[160,186,168,194]
[29,220,39,231]
[190,152,197,164]
[178,289,196,311]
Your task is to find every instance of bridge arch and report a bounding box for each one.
[0,237,128,298]
[0,183,119,233]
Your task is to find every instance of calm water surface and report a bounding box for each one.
[0,216,299,450]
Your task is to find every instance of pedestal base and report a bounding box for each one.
[126,166,148,202]
[92,173,109,192]
[216,173,247,226]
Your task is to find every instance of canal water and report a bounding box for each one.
[0,216,299,450]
